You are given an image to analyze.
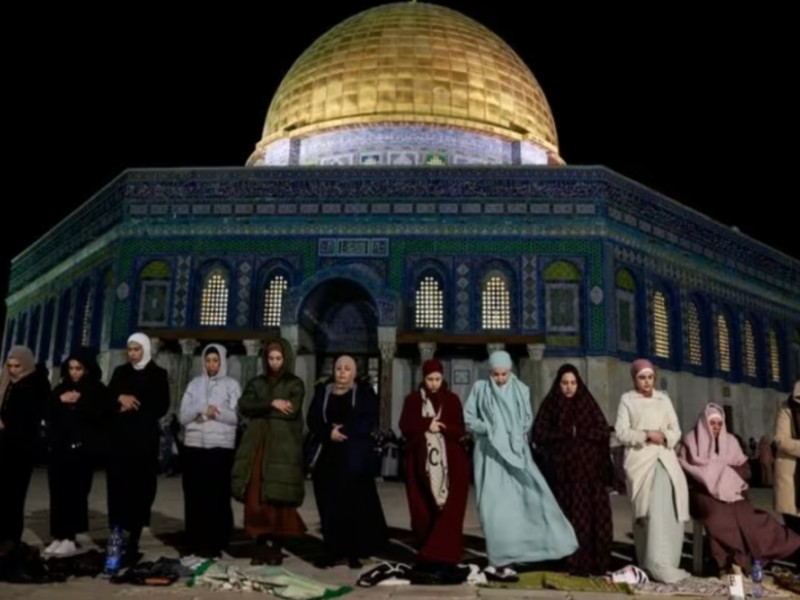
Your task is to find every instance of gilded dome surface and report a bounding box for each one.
[259,2,559,154]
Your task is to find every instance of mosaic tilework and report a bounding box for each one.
[294,126,517,167]
[318,238,389,257]
[236,260,252,327]
[285,262,399,327]
[605,177,798,297]
[9,185,123,294]
[455,261,471,332]
[522,256,537,330]
[173,256,192,327]
[258,139,291,165]
[318,258,388,282]
[645,279,656,359]
[612,243,797,322]
[6,249,115,315]
[13,166,797,305]
[388,238,604,347]
[520,143,549,165]
[63,288,76,360]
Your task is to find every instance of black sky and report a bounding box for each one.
[3,2,794,323]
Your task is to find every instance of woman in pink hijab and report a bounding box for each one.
[678,403,800,574]
[614,358,689,582]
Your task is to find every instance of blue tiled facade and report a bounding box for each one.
[3,166,799,392]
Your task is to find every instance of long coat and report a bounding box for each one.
[773,403,800,516]
[399,385,470,564]
[231,338,306,506]
[614,390,689,523]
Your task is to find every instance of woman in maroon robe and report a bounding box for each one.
[678,403,800,573]
[399,359,469,569]
[532,363,612,575]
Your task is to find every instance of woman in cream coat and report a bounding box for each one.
[773,380,800,535]
[615,358,689,583]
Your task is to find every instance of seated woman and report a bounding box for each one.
[678,403,800,573]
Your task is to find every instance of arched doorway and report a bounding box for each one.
[298,278,380,389]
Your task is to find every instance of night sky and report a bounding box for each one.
[3,2,792,325]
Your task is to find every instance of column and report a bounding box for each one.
[378,340,396,431]
[242,339,264,384]
[178,339,200,410]
[418,341,437,362]
[151,337,163,359]
[526,343,547,400]
[486,342,505,357]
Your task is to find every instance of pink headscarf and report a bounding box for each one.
[630,358,654,380]
[678,402,749,503]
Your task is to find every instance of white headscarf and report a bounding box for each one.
[127,332,152,371]
[202,343,227,379]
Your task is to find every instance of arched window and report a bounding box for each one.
[80,288,94,347]
[138,260,172,327]
[53,290,71,365]
[481,273,510,330]
[791,328,800,384]
[200,268,229,326]
[742,317,757,379]
[3,317,15,361]
[768,327,781,383]
[262,273,289,327]
[686,300,703,366]
[99,268,114,349]
[615,269,637,353]
[15,313,27,345]
[544,261,580,335]
[415,274,444,329]
[28,305,41,355]
[716,312,732,373]
[652,290,670,359]
[38,299,55,364]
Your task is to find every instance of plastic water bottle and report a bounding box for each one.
[751,558,763,598]
[103,525,124,577]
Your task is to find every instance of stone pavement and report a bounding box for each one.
[0,469,786,599]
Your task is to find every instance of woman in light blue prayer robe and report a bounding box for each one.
[464,351,578,575]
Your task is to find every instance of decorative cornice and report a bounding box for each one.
[8,166,798,299]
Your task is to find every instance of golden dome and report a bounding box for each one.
[258,2,559,157]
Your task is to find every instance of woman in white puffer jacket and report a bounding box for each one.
[179,343,241,557]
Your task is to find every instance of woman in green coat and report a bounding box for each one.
[231,338,306,565]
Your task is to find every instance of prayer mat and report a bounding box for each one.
[482,570,633,594]
[635,576,792,597]
[189,561,352,600]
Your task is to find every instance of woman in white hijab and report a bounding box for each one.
[105,333,170,560]
[179,343,240,558]
[464,350,577,581]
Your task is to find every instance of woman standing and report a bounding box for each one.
[614,358,689,583]
[105,333,170,558]
[399,358,469,571]
[179,344,240,558]
[306,355,388,569]
[464,351,577,580]
[44,347,108,556]
[231,339,306,565]
[532,363,612,575]
[0,346,50,550]
[773,380,800,534]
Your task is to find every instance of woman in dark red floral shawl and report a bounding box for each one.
[399,359,469,567]
[532,363,612,575]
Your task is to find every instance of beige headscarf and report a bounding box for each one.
[0,346,37,411]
